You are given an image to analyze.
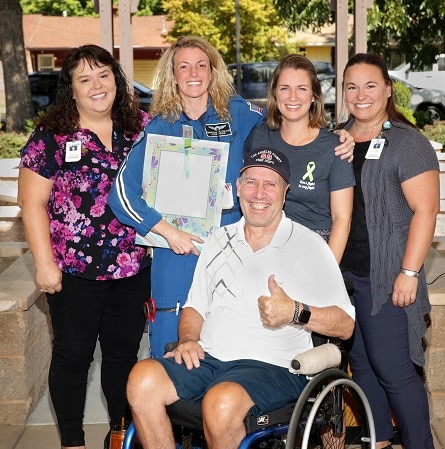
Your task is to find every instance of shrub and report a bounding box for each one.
[0,132,28,159]
[422,121,445,147]
[393,81,417,125]
[393,80,411,109]
[396,105,416,125]
[413,110,432,129]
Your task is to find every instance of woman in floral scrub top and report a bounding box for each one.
[18,45,150,449]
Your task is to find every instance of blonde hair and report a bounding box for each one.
[150,36,235,122]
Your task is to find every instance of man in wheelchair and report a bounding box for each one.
[126,148,355,449]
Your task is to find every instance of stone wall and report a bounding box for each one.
[0,252,52,425]
[425,304,445,420]
[425,245,445,421]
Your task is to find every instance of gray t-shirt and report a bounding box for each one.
[245,124,356,230]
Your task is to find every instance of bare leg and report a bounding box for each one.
[202,382,255,449]
[126,359,180,449]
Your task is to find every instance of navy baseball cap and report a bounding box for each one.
[240,148,290,183]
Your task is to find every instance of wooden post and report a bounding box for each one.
[332,0,349,122]
[118,0,134,85]
[355,0,373,54]
[96,0,113,56]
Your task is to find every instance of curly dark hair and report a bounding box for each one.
[37,44,142,135]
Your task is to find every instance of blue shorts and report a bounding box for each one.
[158,353,309,416]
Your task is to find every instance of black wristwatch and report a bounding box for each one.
[298,303,311,324]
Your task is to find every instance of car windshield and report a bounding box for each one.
[133,80,152,94]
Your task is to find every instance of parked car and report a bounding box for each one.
[227,62,277,107]
[28,71,154,113]
[227,61,335,107]
[321,74,445,127]
[391,75,445,122]
[131,79,154,112]
[389,55,445,92]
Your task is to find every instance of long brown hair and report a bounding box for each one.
[341,53,416,129]
[266,54,327,130]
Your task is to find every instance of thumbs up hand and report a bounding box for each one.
[258,274,295,327]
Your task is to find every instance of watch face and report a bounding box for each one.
[298,309,311,324]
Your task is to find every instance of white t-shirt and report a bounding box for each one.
[184,213,355,368]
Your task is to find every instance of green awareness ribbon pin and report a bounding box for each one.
[302,161,316,182]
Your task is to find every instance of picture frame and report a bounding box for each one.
[135,133,230,249]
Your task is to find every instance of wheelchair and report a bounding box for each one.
[122,341,375,449]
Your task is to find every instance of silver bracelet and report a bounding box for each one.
[400,268,419,278]
[290,301,300,325]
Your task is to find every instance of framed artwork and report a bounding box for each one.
[136,133,230,249]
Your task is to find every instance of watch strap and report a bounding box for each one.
[298,302,311,324]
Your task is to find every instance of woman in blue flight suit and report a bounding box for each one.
[109,36,264,357]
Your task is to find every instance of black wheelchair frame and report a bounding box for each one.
[123,278,374,448]
[122,357,375,449]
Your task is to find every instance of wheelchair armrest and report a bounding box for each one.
[290,343,341,376]
[164,341,179,353]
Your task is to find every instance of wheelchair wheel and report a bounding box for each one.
[285,369,375,449]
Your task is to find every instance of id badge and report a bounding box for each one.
[222,183,234,209]
[65,141,82,162]
[365,138,385,160]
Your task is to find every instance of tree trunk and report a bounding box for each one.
[0,0,35,132]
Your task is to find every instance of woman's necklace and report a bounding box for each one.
[362,120,392,160]
[353,117,389,140]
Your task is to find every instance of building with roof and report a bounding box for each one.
[20,13,350,89]
[22,14,173,88]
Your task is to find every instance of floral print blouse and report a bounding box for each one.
[19,113,151,281]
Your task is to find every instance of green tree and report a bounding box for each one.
[20,0,163,16]
[20,0,95,16]
[367,0,445,70]
[135,0,164,15]
[273,0,445,70]
[161,0,295,63]
[272,0,333,33]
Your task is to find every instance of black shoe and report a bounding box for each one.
[104,423,125,449]
[103,429,111,449]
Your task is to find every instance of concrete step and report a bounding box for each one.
[0,205,21,218]
[0,158,20,178]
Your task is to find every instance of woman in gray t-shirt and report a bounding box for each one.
[245,54,355,263]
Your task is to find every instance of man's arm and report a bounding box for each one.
[258,275,354,340]
[166,307,205,370]
[297,303,354,340]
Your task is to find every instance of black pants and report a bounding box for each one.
[47,269,150,447]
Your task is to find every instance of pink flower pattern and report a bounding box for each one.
[19,115,151,280]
